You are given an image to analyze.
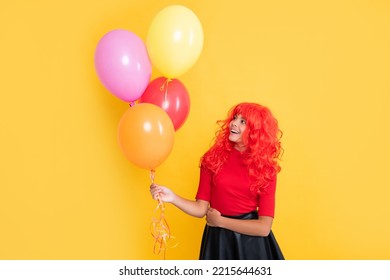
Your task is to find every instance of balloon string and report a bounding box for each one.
[160,78,172,110]
[150,170,177,259]
[150,169,155,184]
[159,78,172,92]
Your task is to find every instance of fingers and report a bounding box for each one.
[150,184,162,200]
[207,208,220,215]
[206,208,221,227]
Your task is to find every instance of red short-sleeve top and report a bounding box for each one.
[196,149,277,217]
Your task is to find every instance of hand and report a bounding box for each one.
[150,184,175,203]
[206,208,222,227]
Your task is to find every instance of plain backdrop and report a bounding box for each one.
[1,0,389,259]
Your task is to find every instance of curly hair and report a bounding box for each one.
[200,102,283,194]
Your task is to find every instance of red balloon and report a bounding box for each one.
[139,77,190,130]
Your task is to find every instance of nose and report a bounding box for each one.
[232,119,239,127]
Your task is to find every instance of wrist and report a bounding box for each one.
[217,216,226,228]
[170,193,179,204]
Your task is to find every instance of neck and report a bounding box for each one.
[234,144,246,152]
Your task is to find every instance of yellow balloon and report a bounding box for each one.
[147,5,204,78]
[117,103,175,170]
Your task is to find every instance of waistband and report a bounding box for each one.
[223,211,258,220]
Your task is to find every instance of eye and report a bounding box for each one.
[241,119,246,125]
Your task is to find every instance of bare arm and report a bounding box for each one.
[150,184,209,218]
[206,208,273,237]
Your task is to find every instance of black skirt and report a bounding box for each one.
[199,211,284,260]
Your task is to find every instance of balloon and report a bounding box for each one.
[146,5,203,78]
[118,103,175,170]
[95,29,152,102]
[139,77,190,131]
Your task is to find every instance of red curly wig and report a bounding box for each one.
[200,102,283,194]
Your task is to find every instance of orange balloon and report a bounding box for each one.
[118,103,175,170]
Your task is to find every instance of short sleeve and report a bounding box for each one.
[195,166,212,201]
[257,177,277,218]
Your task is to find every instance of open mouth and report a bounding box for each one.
[230,129,240,134]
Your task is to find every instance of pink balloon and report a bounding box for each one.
[94,29,152,102]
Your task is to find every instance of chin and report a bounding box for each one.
[229,136,240,143]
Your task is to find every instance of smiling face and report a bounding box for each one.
[229,114,247,151]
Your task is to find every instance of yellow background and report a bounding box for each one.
[1,0,389,260]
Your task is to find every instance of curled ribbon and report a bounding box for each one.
[159,78,172,110]
[150,170,177,259]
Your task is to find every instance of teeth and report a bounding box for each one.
[231,129,239,134]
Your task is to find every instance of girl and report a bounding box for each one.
[150,102,284,260]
